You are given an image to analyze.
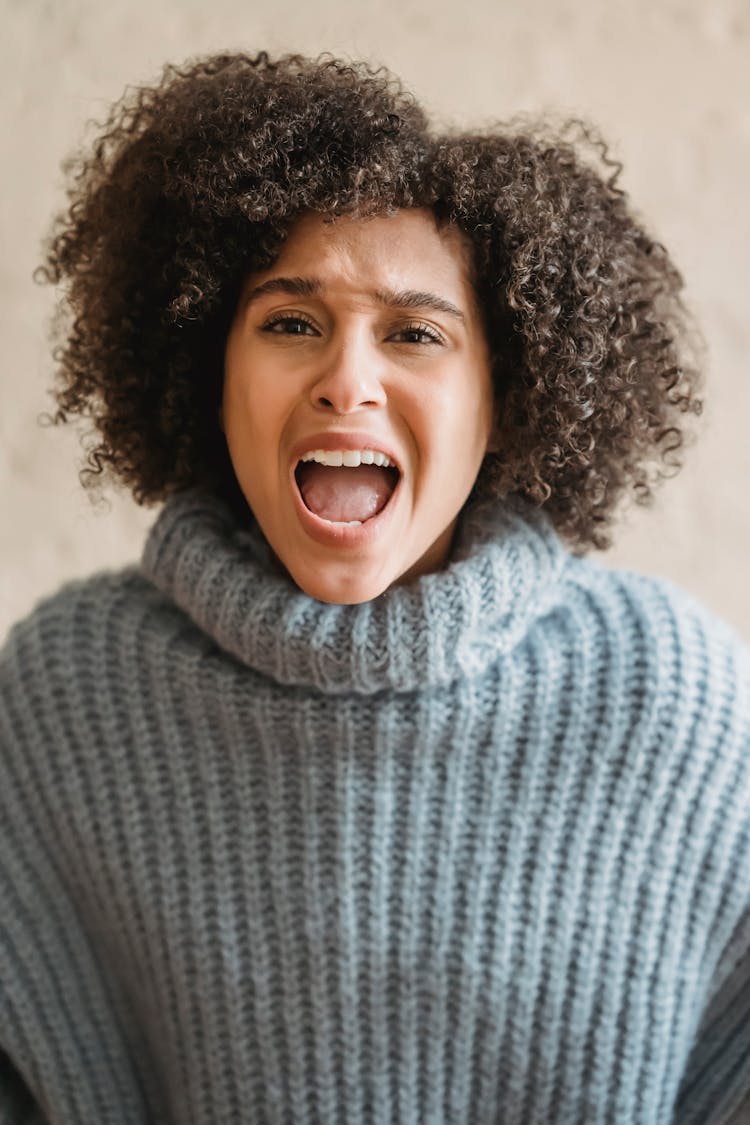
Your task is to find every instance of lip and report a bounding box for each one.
[289,429,403,548]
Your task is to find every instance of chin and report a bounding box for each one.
[290,563,396,605]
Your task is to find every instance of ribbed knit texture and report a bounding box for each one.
[1,490,749,1124]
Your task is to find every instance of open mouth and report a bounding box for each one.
[294,449,400,526]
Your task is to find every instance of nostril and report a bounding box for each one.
[317,395,380,410]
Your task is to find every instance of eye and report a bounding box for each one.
[389,321,444,346]
[262,312,319,336]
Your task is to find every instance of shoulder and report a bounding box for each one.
[558,554,750,764]
[0,566,225,805]
[565,554,749,671]
[559,559,750,923]
[3,566,177,660]
[0,567,205,710]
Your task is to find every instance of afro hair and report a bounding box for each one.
[40,50,702,550]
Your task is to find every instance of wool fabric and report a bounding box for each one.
[1,490,749,1124]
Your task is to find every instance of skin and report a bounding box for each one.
[222,208,496,604]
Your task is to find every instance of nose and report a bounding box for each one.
[309,328,387,414]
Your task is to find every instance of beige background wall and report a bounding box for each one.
[2,0,748,644]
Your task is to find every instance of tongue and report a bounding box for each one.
[298,464,395,523]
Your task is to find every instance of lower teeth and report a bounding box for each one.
[324,519,362,526]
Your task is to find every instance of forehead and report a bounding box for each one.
[261,208,476,297]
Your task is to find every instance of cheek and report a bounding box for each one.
[222,368,268,486]
[222,370,250,448]
[223,351,274,444]
[421,371,493,464]
[461,365,495,458]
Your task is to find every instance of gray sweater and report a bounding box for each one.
[1,491,749,1123]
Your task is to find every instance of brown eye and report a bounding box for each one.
[263,314,319,336]
[390,322,444,345]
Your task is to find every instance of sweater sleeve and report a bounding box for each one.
[0,588,154,1125]
[673,911,750,1124]
[0,1052,48,1125]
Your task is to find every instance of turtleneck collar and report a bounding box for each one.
[141,490,569,694]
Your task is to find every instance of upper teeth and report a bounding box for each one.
[299,449,394,468]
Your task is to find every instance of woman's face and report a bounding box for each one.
[223,208,495,604]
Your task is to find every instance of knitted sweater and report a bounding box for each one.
[1,492,749,1125]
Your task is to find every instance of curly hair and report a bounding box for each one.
[40,50,702,550]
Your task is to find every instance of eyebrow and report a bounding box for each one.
[244,277,321,304]
[243,276,466,324]
[374,287,466,324]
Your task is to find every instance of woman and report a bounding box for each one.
[1,51,748,1123]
